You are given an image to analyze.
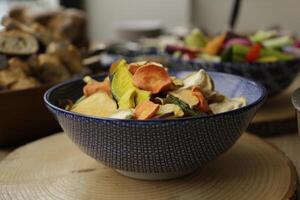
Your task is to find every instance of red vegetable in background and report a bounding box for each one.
[294,40,300,48]
[246,44,262,62]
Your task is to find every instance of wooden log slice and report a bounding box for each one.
[0,133,297,200]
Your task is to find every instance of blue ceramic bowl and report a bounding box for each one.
[170,58,300,96]
[44,71,266,180]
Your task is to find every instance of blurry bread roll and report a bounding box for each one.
[0,57,40,90]
[0,30,38,55]
[30,53,71,84]
[47,42,82,73]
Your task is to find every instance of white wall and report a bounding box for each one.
[194,0,300,35]
[237,0,300,33]
[85,0,190,43]
[86,0,300,42]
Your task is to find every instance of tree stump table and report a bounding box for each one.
[0,133,297,200]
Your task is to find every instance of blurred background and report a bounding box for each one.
[1,0,299,42]
[86,0,300,42]
[1,2,300,199]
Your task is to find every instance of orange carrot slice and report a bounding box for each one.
[128,62,162,74]
[83,81,111,97]
[128,63,140,74]
[191,87,211,113]
[134,100,159,120]
[132,64,172,94]
[203,33,226,55]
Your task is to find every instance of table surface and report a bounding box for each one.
[265,133,300,197]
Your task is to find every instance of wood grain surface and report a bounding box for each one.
[249,74,300,135]
[266,133,300,198]
[0,133,297,200]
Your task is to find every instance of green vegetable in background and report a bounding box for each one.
[262,36,293,49]
[250,30,277,43]
[232,45,249,56]
[232,54,245,62]
[258,56,278,62]
[231,45,248,61]
[230,44,292,61]
[221,48,233,62]
[260,48,292,60]
[173,51,182,58]
[199,53,221,62]
[185,29,207,49]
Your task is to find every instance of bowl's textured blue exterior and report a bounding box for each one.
[170,58,300,96]
[44,71,266,174]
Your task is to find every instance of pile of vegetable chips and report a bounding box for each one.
[67,60,246,120]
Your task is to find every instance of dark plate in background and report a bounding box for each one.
[169,57,300,96]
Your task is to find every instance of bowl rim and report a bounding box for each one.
[44,71,267,124]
